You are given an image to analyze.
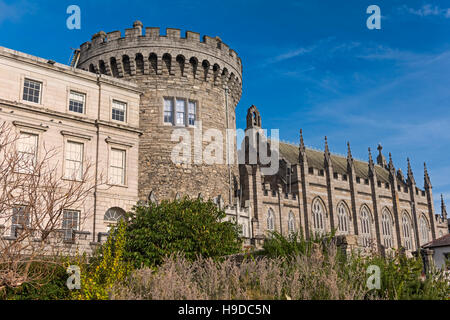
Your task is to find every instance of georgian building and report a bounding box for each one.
[0,46,142,250]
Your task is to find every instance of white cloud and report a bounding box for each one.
[401,4,450,18]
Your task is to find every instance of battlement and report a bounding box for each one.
[78,21,242,79]
[77,21,242,105]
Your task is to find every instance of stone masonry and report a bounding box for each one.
[77,21,243,205]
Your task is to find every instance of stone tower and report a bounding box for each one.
[77,21,243,204]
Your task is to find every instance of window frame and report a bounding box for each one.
[337,202,349,234]
[381,208,393,249]
[63,140,84,181]
[360,205,372,248]
[163,97,198,127]
[111,99,128,123]
[108,148,127,186]
[267,208,275,232]
[402,212,414,251]
[11,206,31,237]
[312,198,325,234]
[21,78,43,105]
[62,209,80,241]
[16,131,38,174]
[68,90,87,115]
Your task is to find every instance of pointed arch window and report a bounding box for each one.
[337,203,349,234]
[419,215,430,244]
[381,208,393,248]
[312,199,325,234]
[402,213,413,250]
[360,206,372,247]
[288,211,295,235]
[267,209,275,232]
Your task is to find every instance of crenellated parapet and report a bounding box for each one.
[77,21,243,106]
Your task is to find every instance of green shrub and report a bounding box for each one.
[363,252,449,300]
[124,197,242,268]
[0,261,71,300]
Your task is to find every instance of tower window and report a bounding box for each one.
[176,99,186,126]
[164,97,198,127]
[164,98,174,124]
[188,101,196,126]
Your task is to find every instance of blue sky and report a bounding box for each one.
[0,0,449,210]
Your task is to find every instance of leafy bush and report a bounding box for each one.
[123,197,242,268]
[364,252,449,300]
[70,220,131,300]
[0,261,71,300]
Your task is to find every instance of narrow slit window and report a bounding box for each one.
[176,99,186,126]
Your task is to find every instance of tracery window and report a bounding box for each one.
[312,199,325,234]
[337,203,349,234]
[360,206,372,247]
[381,208,393,248]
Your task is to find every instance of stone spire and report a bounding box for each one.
[407,158,415,185]
[397,168,405,182]
[388,152,395,175]
[324,136,331,165]
[299,129,305,154]
[377,144,387,168]
[424,162,432,189]
[368,147,375,177]
[441,194,448,219]
[347,142,353,165]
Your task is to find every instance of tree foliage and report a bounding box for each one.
[124,197,242,267]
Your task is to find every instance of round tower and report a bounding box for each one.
[77,21,243,204]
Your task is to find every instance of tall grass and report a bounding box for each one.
[111,232,449,300]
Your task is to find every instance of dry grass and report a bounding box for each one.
[111,244,371,300]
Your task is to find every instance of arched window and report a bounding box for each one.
[110,57,119,77]
[149,53,158,74]
[402,213,413,250]
[312,198,325,234]
[135,53,144,75]
[360,206,372,247]
[267,209,274,232]
[122,55,131,76]
[288,211,295,235]
[381,208,393,248]
[337,202,349,234]
[162,53,172,74]
[104,207,126,232]
[419,215,430,244]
